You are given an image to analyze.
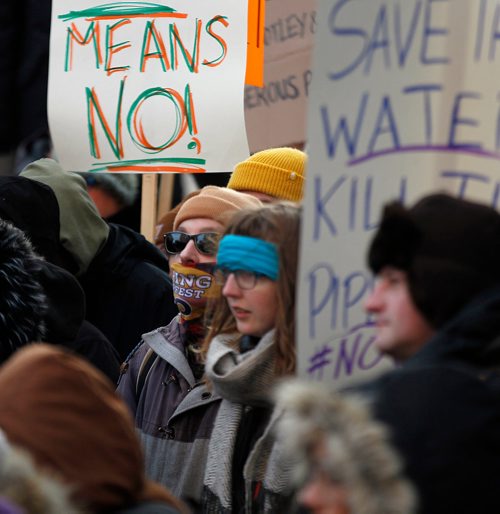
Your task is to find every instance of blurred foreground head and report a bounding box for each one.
[276,380,417,514]
[0,345,186,513]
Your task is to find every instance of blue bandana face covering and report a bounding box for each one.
[216,234,279,280]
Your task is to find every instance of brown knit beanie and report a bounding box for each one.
[227,147,307,202]
[154,190,200,246]
[173,186,262,230]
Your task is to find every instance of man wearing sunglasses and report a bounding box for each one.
[117,186,261,508]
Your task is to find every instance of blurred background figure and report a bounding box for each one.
[21,159,177,360]
[0,175,120,380]
[0,0,52,175]
[80,172,140,232]
[227,146,307,202]
[276,380,417,514]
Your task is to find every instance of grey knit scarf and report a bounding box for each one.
[203,331,294,513]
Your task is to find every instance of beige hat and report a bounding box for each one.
[173,186,262,230]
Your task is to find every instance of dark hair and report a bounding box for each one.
[202,202,301,376]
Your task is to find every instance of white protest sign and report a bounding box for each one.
[298,0,500,387]
[244,0,316,151]
[48,0,249,172]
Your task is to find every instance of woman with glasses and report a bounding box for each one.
[200,202,301,513]
[117,186,261,509]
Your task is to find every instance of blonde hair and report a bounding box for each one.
[202,202,301,376]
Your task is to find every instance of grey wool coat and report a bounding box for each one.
[117,317,221,508]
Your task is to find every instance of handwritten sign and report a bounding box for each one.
[48,1,250,172]
[244,0,316,152]
[298,0,500,386]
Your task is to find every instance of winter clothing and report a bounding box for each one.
[0,0,51,157]
[20,158,177,360]
[154,191,200,248]
[202,331,295,513]
[117,319,221,508]
[173,186,262,231]
[118,186,261,506]
[364,284,500,514]
[0,344,185,514]
[0,175,75,272]
[368,193,500,328]
[37,260,120,381]
[0,198,119,375]
[21,159,109,276]
[80,223,177,359]
[276,381,416,514]
[217,235,279,280]
[0,426,82,514]
[227,147,306,202]
[0,439,83,514]
[73,321,121,382]
[80,172,139,207]
[170,262,221,321]
[0,219,46,361]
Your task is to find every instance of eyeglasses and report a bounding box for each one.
[164,231,220,256]
[215,268,264,290]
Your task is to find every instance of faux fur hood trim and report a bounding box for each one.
[276,380,417,514]
[0,444,84,514]
[0,219,46,359]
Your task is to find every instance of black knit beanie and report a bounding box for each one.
[368,194,500,329]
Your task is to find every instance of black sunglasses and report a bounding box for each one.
[164,231,220,256]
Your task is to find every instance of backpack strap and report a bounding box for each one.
[135,347,159,399]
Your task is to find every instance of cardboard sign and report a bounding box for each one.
[48,0,250,172]
[244,0,316,152]
[298,0,500,386]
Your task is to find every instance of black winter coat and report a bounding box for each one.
[80,223,178,361]
[369,286,500,514]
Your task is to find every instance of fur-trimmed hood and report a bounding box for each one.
[275,380,417,514]
[0,433,83,514]
[0,219,47,362]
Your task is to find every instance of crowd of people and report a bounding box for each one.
[0,143,497,514]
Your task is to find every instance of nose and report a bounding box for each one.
[179,239,199,266]
[222,273,242,298]
[364,281,383,314]
[297,480,322,512]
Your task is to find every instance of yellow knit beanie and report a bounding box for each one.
[227,147,307,202]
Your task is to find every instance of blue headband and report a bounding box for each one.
[217,235,279,280]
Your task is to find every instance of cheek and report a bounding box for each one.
[169,254,181,266]
[255,288,279,327]
[198,255,217,265]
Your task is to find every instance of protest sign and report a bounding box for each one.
[298,0,500,386]
[244,0,316,152]
[48,0,250,172]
